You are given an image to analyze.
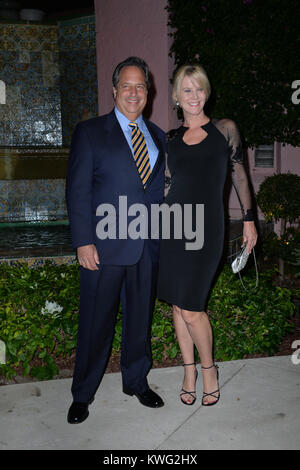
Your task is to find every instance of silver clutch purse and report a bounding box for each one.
[231,244,249,273]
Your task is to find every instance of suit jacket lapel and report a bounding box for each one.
[103,110,164,189]
[104,110,144,187]
[144,120,164,188]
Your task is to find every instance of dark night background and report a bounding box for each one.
[16,1,95,18]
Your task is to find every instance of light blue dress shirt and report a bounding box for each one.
[114,106,158,171]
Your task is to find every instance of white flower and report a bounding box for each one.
[41,300,63,318]
[60,273,66,279]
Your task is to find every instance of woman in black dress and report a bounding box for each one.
[157,65,257,406]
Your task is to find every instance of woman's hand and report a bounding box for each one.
[243,221,258,254]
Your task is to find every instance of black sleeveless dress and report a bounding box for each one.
[157,119,253,312]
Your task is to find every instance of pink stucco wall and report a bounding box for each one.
[281,145,300,173]
[94,0,180,132]
[229,143,300,219]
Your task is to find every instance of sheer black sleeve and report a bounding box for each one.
[164,128,180,198]
[214,119,254,221]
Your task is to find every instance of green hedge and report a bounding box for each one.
[208,266,296,360]
[167,0,300,147]
[0,261,296,380]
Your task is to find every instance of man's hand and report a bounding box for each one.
[77,244,100,270]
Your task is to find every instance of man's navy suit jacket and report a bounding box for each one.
[66,109,165,266]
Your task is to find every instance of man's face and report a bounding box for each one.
[113,66,148,121]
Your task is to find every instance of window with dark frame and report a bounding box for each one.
[254,144,274,168]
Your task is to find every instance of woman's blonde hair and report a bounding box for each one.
[172,64,211,103]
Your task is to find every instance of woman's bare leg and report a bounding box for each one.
[173,305,219,405]
[173,305,196,404]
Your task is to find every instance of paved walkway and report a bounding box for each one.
[0,355,299,450]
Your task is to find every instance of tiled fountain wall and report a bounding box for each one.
[0,23,62,147]
[0,16,98,222]
[59,16,98,147]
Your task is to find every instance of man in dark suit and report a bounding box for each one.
[66,57,165,424]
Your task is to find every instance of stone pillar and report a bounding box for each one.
[94,0,180,132]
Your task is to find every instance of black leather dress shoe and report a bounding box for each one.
[67,402,90,424]
[134,388,164,408]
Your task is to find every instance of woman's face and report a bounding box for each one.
[176,74,206,118]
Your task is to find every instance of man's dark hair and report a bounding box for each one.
[112,56,150,90]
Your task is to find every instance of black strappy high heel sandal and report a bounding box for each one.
[201,363,220,407]
[180,362,198,406]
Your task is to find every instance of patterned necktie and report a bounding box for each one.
[128,121,151,187]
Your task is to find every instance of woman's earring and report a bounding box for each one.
[176,101,180,108]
